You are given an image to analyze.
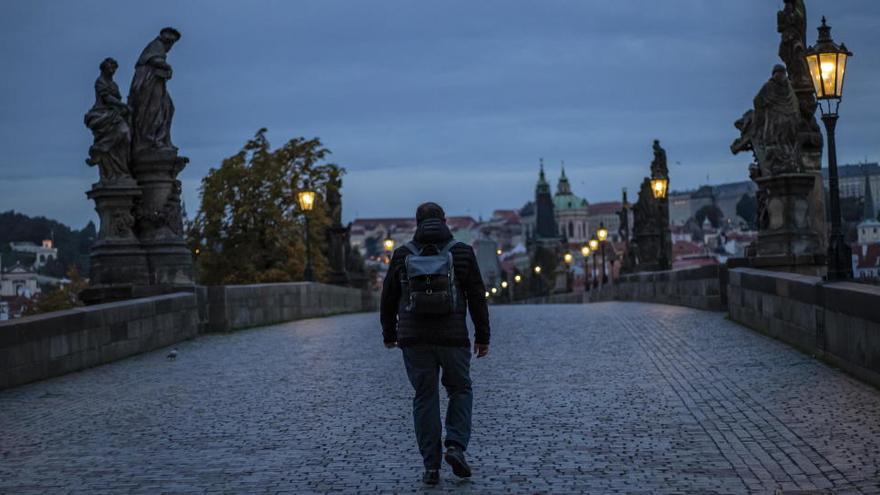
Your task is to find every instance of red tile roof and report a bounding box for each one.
[589,202,622,215]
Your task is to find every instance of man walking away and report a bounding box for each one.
[380,202,491,485]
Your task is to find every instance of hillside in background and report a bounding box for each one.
[0,210,94,278]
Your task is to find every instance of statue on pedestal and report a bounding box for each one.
[129,27,180,154]
[84,58,132,184]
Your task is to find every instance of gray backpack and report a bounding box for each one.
[402,239,461,316]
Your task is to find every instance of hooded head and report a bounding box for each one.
[413,202,452,244]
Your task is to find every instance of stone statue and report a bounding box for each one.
[84,58,132,183]
[777,0,812,91]
[326,171,343,228]
[753,65,801,175]
[129,27,181,154]
[651,139,668,179]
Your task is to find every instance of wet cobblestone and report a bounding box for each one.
[1,302,880,493]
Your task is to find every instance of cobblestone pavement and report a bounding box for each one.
[2,302,880,494]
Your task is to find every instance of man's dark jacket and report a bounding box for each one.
[380,218,490,348]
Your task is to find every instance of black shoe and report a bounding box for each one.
[444,445,472,478]
[422,469,440,485]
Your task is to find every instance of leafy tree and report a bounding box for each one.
[25,266,89,315]
[694,204,724,229]
[735,194,758,229]
[188,129,344,285]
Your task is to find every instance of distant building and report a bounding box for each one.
[0,261,40,298]
[823,162,880,214]
[479,209,522,251]
[553,167,590,244]
[587,202,627,243]
[9,240,58,269]
[350,216,479,258]
[668,181,756,227]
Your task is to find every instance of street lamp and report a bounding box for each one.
[383,236,395,253]
[806,16,853,281]
[651,177,669,200]
[501,280,508,289]
[580,245,591,291]
[563,252,574,265]
[297,189,316,281]
[514,274,522,283]
[534,265,542,274]
[596,224,608,285]
[589,235,599,288]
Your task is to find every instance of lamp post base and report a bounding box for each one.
[826,234,853,281]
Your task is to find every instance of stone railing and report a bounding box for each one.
[587,264,727,312]
[1,283,378,390]
[206,282,377,332]
[0,293,200,390]
[727,268,880,388]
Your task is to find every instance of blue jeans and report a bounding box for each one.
[401,346,473,469]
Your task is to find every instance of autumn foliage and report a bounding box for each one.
[188,129,344,285]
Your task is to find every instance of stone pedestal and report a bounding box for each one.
[80,180,150,305]
[326,226,350,286]
[131,149,194,288]
[744,173,825,275]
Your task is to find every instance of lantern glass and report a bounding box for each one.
[297,190,316,212]
[651,178,668,199]
[581,246,590,257]
[564,253,574,264]
[383,238,395,252]
[597,225,608,242]
[534,266,542,274]
[501,281,508,289]
[589,238,599,251]
[514,274,522,283]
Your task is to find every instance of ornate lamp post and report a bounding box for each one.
[806,17,853,281]
[383,234,395,264]
[581,245,591,291]
[650,162,670,271]
[597,222,609,284]
[297,189,317,281]
[589,236,600,288]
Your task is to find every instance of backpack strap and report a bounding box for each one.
[403,241,422,256]
[438,239,460,256]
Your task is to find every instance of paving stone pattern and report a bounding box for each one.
[2,302,880,494]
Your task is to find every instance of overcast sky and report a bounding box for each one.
[1,0,878,229]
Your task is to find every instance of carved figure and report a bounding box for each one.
[753,65,801,174]
[650,139,668,179]
[777,0,812,91]
[129,27,181,153]
[84,58,132,183]
[326,172,343,227]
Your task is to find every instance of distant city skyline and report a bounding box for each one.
[1,0,878,228]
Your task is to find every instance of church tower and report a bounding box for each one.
[535,159,557,239]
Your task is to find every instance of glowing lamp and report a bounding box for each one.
[650,177,669,200]
[501,281,508,289]
[383,237,395,252]
[597,223,608,242]
[564,253,574,264]
[589,237,599,251]
[534,266,542,274]
[805,17,851,103]
[581,246,591,257]
[514,275,522,283]
[297,190,316,212]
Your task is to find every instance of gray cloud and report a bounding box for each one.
[1,0,878,226]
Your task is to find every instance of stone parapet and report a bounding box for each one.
[204,282,376,333]
[587,265,726,312]
[0,293,199,390]
[728,268,880,388]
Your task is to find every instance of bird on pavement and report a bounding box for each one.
[166,348,178,361]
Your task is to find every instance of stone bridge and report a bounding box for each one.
[2,301,880,494]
